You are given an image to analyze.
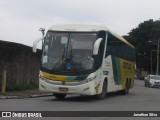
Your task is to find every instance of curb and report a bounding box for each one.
[0,93,53,100]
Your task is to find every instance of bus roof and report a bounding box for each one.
[49,24,134,48]
[49,24,107,32]
[108,30,135,48]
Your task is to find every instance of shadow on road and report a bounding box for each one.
[48,92,133,102]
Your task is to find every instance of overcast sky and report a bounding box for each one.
[0,0,160,47]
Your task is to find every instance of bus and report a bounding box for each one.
[33,24,136,100]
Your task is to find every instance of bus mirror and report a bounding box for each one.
[93,38,103,55]
[33,37,44,53]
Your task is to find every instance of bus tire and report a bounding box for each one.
[121,81,129,95]
[96,80,107,100]
[54,93,66,99]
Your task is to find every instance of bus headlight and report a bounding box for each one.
[81,76,96,84]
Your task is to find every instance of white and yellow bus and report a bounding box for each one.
[33,24,136,99]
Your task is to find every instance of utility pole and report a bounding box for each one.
[156,40,160,75]
[148,39,160,75]
[2,67,7,94]
[150,51,153,74]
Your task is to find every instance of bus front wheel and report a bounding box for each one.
[96,80,107,100]
[54,93,66,99]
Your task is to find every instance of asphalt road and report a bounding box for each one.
[0,79,160,120]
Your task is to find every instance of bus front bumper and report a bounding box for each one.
[39,78,96,95]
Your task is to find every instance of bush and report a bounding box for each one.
[6,82,38,91]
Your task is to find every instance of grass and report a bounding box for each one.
[6,82,38,91]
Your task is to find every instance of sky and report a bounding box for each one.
[0,0,160,47]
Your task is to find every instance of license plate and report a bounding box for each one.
[59,87,68,92]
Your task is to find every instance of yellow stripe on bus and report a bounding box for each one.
[41,71,68,81]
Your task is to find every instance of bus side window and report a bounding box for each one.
[106,33,118,57]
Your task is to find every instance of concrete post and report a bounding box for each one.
[2,69,7,94]
[156,40,160,75]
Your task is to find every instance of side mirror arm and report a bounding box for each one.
[33,37,44,53]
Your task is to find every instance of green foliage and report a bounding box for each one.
[6,82,38,91]
[128,19,160,52]
[126,19,160,73]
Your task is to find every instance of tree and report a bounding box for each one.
[126,19,160,73]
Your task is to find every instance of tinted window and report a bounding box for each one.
[106,33,135,61]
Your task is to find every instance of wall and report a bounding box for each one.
[0,40,41,90]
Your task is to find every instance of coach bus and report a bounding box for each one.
[33,24,136,100]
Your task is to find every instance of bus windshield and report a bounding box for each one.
[42,32,97,73]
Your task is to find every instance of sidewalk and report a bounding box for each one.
[0,89,53,99]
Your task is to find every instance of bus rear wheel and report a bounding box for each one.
[96,80,107,100]
[121,81,129,95]
[54,93,66,99]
